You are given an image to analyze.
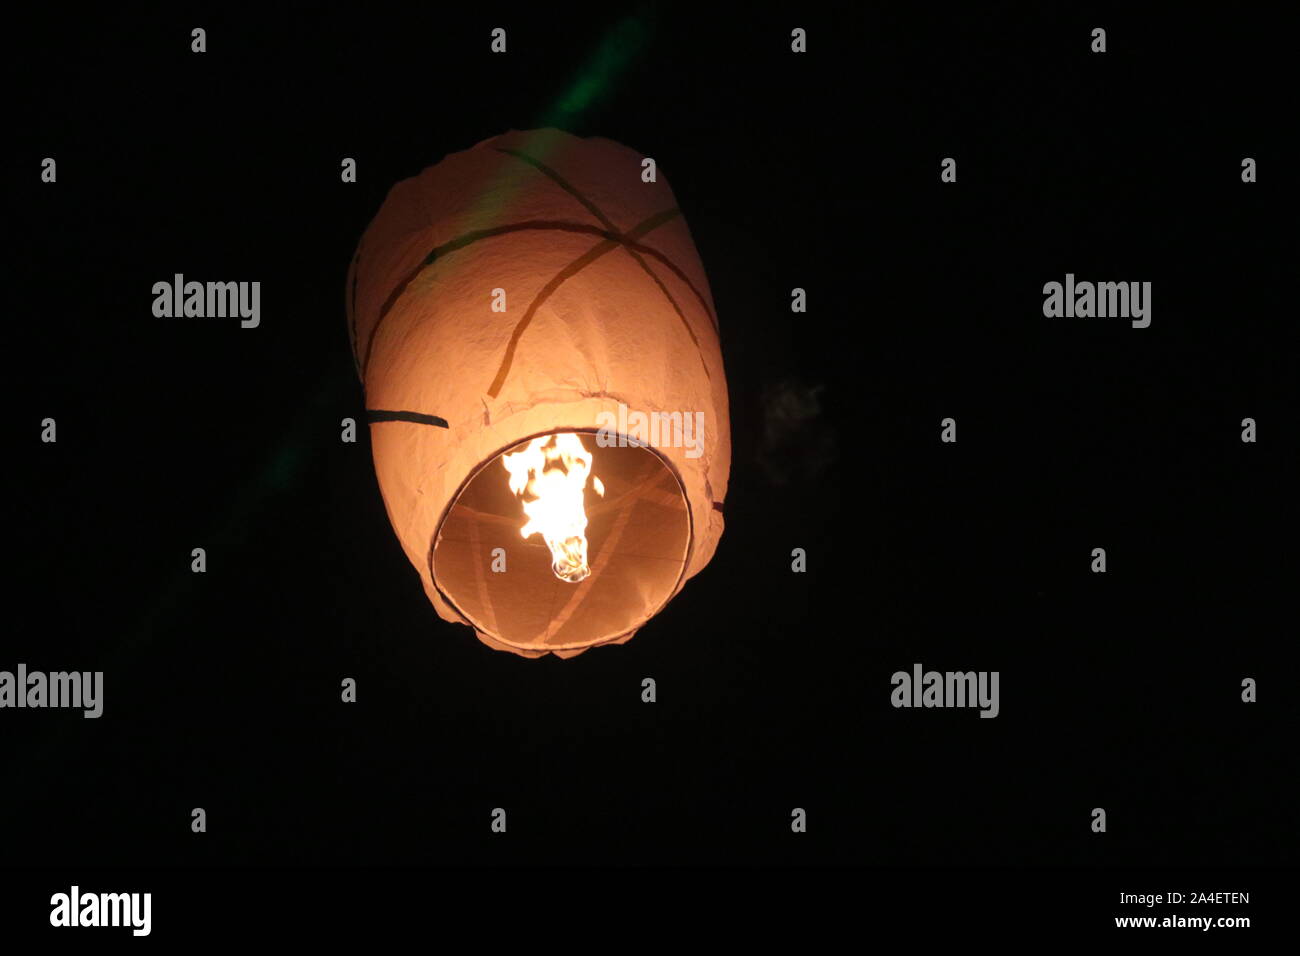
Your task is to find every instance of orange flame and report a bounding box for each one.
[501,433,605,583]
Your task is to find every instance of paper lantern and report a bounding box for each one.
[346,128,731,658]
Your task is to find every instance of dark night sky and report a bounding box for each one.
[6,5,1292,871]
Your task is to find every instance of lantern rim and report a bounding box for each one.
[427,427,695,655]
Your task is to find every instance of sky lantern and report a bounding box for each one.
[347,128,731,658]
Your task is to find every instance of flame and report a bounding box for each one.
[501,433,605,583]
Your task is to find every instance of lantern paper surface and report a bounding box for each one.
[347,128,731,658]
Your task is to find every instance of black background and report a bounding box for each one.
[6,3,1293,878]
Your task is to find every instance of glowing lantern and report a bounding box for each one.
[347,128,730,658]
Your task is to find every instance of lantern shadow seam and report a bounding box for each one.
[495,147,615,234]
[483,145,715,398]
[485,207,684,398]
[367,409,450,428]
[359,217,716,387]
[494,145,719,334]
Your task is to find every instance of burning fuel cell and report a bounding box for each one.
[501,432,606,584]
[347,128,731,658]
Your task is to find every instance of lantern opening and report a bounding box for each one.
[431,431,692,653]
